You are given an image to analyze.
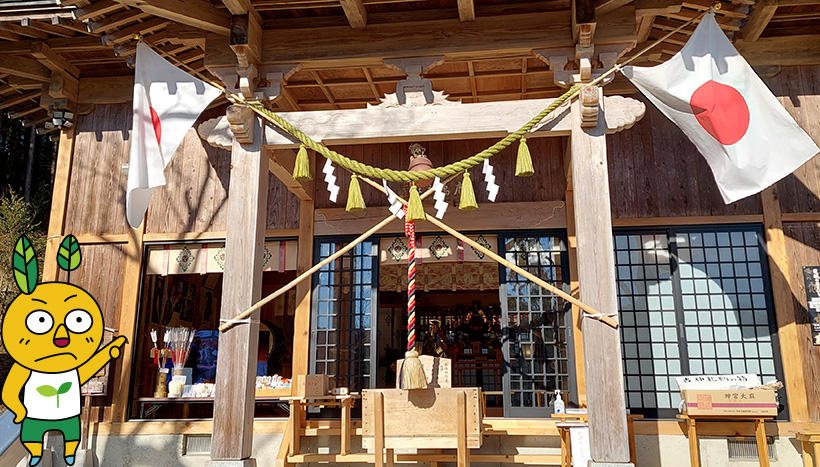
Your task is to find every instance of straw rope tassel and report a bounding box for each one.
[401,212,427,389]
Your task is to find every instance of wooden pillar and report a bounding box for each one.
[43,126,75,281]
[292,198,314,379]
[111,219,146,422]
[760,186,809,422]
[211,109,268,465]
[563,139,586,407]
[570,87,631,466]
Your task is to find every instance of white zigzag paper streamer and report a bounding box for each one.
[382,179,405,219]
[432,177,448,219]
[483,159,499,202]
[323,159,339,203]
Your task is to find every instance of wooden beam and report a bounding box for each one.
[102,17,170,45]
[77,75,133,104]
[741,0,778,41]
[88,9,149,33]
[257,9,636,65]
[0,56,50,82]
[222,0,253,15]
[570,87,631,466]
[114,0,231,35]
[340,0,368,29]
[0,37,109,54]
[735,34,820,65]
[0,90,42,110]
[73,0,122,21]
[20,18,75,38]
[211,108,266,463]
[572,0,597,46]
[43,127,75,282]
[0,22,48,40]
[291,198,314,379]
[268,149,314,201]
[596,0,633,16]
[760,186,810,422]
[31,42,81,78]
[457,0,475,22]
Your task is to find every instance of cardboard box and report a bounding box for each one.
[680,389,777,416]
[293,374,330,398]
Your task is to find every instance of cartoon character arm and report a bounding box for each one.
[1,363,30,423]
[78,336,128,384]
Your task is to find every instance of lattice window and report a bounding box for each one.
[615,226,786,419]
[311,240,378,392]
[499,235,570,417]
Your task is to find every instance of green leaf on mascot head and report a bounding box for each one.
[12,235,38,295]
[57,234,81,272]
[57,382,72,394]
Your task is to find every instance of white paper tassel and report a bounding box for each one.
[432,176,448,219]
[382,179,405,219]
[323,159,339,203]
[483,159,499,202]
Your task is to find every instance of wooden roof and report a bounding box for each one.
[1,0,819,130]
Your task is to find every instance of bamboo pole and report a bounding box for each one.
[356,175,619,329]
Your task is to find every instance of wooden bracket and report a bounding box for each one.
[534,43,631,86]
[384,56,444,105]
[226,104,256,144]
[230,13,262,98]
[580,86,600,128]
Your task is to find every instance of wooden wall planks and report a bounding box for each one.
[782,221,820,422]
[56,243,126,330]
[317,137,567,209]
[768,65,820,215]
[64,104,300,235]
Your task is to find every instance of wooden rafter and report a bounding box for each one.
[457,0,475,22]
[8,105,44,119]
[0,22,49,40]
[31,42,81,78]
[596,0,633,16]
[0,57,51,82]
[73,1,123,21]
[466,61,478,101]
[0,90,42,110]
[340,0,368,29]
[88,9,148,33]
[103,17,169,45]
[20,19,76,38]
[361,66,382,102]
[50,17,91,35]
[114,0,231,35]
[741,0,778,41]
[311,71,339,109]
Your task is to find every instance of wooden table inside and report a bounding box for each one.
[677,414,774,467]
[281,394,361,456]
[550,412,644,467]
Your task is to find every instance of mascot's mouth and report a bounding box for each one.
[53,337,70,347]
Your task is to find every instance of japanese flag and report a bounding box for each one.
[622,13,819,203]
[126,42,221,228]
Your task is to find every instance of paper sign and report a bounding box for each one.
[675,374,761,390]
[802,266,820,346]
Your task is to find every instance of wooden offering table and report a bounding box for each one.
[281,393,361,456]
[678,414,774,467]
[796,432,820,467]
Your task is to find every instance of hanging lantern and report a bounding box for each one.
[408,143,433,189]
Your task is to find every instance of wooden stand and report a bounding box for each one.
[677,414,773,467]
[282,394,360,458]
[797,432,820,467]
[551,412,644,467]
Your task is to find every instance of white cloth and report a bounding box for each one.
[622,13,819,203]
[23,369,81,420]
[126,41,221,228]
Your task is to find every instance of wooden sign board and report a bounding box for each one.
[802,266,820,346]
[362,388,482,450]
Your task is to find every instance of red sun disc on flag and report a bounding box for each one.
[149,106,162,147]
[689,80,750,146]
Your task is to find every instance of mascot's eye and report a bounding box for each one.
[25,310,53,335]
[65,309,93,334]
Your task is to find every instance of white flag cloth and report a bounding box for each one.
[622,13,819,203]
[126,42,221,228]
